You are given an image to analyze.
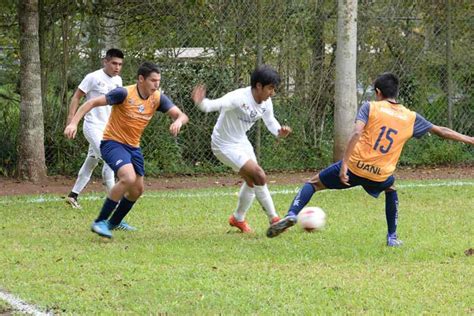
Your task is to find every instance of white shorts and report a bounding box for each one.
[211,140,257,172]
[83,122,106,159]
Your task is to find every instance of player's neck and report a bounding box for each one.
[251,88,263,104]
[102,68,114,78]
[136,84,149,100]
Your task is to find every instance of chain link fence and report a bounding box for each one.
[1,1,472,177]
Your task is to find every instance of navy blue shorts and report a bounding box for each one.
[100,140,145,176]
[318,160,395,198]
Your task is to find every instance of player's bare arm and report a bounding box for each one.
[339,120,366,186]
[64,95,108,139]
[278,125,292,138]
[429,125,474,145]
[167,106,189,137]
[66,89,86,126]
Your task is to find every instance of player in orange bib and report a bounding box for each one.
[65,62,189,239]
[267,73,473,246]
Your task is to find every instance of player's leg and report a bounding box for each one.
[227,177,255,232]
[85,124,115,193]
[267,160,353,238]
[66,146,99,209]
[90,140,134,238]
[361,175,401,247]
[211,143,258,232]
[239,160,280,223]
[108,148,145,231]
[384,185,402,247]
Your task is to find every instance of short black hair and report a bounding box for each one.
[373,72,399,98]
[250,65,281,88]
[137,62,161,79]
[105,48,124,60]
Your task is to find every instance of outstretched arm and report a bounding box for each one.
[339,120,366,186]
[429,125,474,145]
[167,106,189,137]
[66,89,86,126]
[64,95,108,139]
[192,84,237,113]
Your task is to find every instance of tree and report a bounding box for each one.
[333,0,357,161]
[18,0,46,182]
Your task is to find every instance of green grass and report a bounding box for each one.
[0,179,473,314]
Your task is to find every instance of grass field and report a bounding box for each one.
[0,179,473,314]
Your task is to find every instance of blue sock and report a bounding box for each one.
[96,198,119,222]
[109,197,135,226]
[287,183,316,216]
[385,190,399,236]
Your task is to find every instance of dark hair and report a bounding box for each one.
[137,62,161,79]
[250,65,281,88]
[105,48,124,60]
[373,72,399,98]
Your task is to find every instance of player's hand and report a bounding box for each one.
[278,125,292,138]
[339,161,350,186]
[169,120,183,137]
[64,124,78,139]
[191,84,206,105]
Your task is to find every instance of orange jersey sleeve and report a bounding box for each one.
[103,85,161,147]
[348,101,416,181]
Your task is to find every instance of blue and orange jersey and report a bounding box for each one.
[348,100,432,181]
[102,85,174,147]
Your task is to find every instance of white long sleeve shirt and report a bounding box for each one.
[199,87,282,147]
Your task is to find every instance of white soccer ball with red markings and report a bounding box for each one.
[297,207,326,232]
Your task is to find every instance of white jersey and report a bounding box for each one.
[78,69,122,127]
[199,86,282,148]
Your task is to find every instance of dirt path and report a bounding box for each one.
[0,165,472,197]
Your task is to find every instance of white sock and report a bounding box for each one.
[102,163,115,193]
[254,184,278,221]
[72,156,99,194]
[233,183,255,221]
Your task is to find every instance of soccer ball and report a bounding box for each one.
[297,207,326,232]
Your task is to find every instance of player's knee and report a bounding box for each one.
[253,167,267,185]
[309,174,326,191]
[119,173,137,187]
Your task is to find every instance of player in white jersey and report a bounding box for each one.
[65,49,124,209]
[192,65,292,233]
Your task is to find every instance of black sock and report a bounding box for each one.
[95,198,119,222]
[68,192,78,199]
[385,190,399,236]
[109,197,136,226]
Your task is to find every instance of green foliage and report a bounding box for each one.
[400,136,474,166]
[0,181,472,314]
[1,1,472,176]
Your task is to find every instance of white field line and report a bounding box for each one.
[0,181,472,205]
[0,291,51,316]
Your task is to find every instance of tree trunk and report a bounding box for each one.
[333,0,357,161]
[18,0,47,182]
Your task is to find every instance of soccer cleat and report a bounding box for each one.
[65,196,81,209]
[228,215,252,233]
[387,233,403,247]
[266,215,297,238]
[108,220,137,231]
[91,220,113,238]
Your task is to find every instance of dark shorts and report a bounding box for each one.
[100,140,145,176]
[319,160,395,198]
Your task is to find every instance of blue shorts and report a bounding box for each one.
[319,160,395,198]
[100,140,145,176]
